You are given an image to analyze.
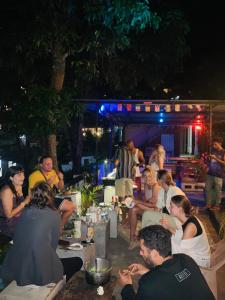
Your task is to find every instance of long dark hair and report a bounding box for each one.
[4,166,24,204]
[29,182,56,210]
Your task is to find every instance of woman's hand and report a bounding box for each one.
[160,217,176,234]
[160,217,169,229]
[23,196,30,205]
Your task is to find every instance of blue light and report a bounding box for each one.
[159,118,164,123]
[160,112,164,117]
[99,104,106,115]
[100,105,105,112]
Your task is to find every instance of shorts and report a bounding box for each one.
[135,177,142,191]
[142,211,176,230]
[54,197,68,210]
[115,178,133,198]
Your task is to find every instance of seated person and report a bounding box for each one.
[160,195,211,268]
[0,166,30,238]
[142,169,185,230]
[128,166,161,249]
[29,155,75,230]
[1,182,82,286]
[119,225,214,300]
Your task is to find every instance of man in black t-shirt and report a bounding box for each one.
[119,225,214,300]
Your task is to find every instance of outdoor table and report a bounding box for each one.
[57,238,96,270]
[54,270,117,300]
[93,220,110,258]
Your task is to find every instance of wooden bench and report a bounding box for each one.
[0,277,66,300]
[201,239,225,300]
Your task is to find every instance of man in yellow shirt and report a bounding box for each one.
[29,155,75,230]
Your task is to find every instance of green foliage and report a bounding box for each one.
[10,86,84,137]
[80,184,103,215]
[72,5,189,96]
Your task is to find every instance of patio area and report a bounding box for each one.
[54,206,224,300]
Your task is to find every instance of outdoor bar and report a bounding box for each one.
[0,1,225,300]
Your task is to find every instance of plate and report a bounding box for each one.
[124,196,135,208]
[68,243,83,250]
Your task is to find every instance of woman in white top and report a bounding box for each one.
[156,169,185,214]
[141,170,185,233]
[128,166,161,249]
[160,194,210,267]
[149,144,166,181]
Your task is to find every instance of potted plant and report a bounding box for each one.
[80,184,103,215]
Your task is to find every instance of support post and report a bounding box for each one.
[209,105,213,153]
[187,125,193,155]
[194,127,199,157]
[95,105,99,184]
[108,120,113,159]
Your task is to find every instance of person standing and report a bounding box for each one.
[29,155,75,230]
[114,143,135,201]
[148,144,166,181]
[205,137,225,210]
[119,225,214,300]
[126,140,145,197]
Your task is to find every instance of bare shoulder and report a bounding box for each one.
[183,222,197,239]
[0,186,13,198]
[153,183,161,191]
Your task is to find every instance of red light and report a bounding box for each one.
[195,125,202,130]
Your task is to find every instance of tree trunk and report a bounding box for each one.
[51,46,67,93]
[48,134,58,170]
[70,114,84,173]
[48,45,67,168]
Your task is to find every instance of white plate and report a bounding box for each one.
[124,196,135,208]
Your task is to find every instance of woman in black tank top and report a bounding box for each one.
[182,216,202,237]
[169,195,203,239]
[160,194,210,267]
[0,166,30,238]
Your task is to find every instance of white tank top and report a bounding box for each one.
[134,149,141,177]
[145,185,152,200]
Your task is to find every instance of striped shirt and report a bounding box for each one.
[114,146,134,179]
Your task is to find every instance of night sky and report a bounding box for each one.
[176,1,225,99]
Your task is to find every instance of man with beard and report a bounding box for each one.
[118,225,214,300]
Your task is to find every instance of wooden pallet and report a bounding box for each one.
[181,182,205,192]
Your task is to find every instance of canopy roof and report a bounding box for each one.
[76,99,225,125]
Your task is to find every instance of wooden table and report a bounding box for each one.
[54,271,117,300]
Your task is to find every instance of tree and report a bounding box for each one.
[0,0,160,167]
[71,5,189,98]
